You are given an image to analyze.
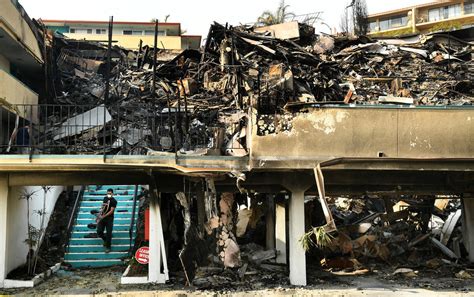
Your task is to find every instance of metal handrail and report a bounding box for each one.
[0,103,246,155]
[128,185,139,255]
[65,185,84,252]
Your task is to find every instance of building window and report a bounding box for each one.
[144,30,166,36]
[69,28,93,34]
[369,21,378,32]
[444,4,461,18]
[123,30,143,35]
[429,8,441,21]
[96,29,106,34]
[465,1,474,14]
[429,4,461,21]
[378,15,408,31]
[390,15,408,28]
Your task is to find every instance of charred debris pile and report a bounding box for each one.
[307,196,470,274]
[39,22,473,154]
[158,189,472,289]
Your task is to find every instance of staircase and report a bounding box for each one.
[65,185,141,268]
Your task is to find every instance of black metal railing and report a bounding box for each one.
[128,185,139,256]
[65,186,84,253]
[0,103,247,156]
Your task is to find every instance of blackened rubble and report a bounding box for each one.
[300,195,473,279]
[158,188,474,289]
[36,21,473,154]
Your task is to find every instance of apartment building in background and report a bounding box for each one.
[42,20,201,50]
[367,0,474,37]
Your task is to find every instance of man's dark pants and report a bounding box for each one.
[97,217,114,248]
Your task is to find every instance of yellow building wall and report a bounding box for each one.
[0,69,38,122]
[65,33,183,50]
[0,1,43,64]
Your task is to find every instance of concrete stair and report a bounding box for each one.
[65,185,141,268]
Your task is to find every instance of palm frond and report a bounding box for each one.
[257,0,294,25]
[300,226,335,251]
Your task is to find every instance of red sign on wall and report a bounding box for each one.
[135,246,149,265]
[145,208,150,241]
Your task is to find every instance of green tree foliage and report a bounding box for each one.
[257,0,295,26]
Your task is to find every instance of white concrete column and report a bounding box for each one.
[148,190,169,284]
[288,189,306,286]
[275,201,286,264]
[462,196,474,262]
[265,195,275,250]
[0,174,9,288]
[148,193,162,283]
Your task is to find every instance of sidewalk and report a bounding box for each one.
[1,267,473,296]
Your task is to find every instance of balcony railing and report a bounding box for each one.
[0,103,244,156]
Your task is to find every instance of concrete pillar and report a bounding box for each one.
[411,8,417,33]
[148,193,160,283]
[196,189,205,229]
[281,174,312,286]
[0,174,8,288]
[148,190,168,283]
[266,195,275,250]
[462,196,474,262]
[275,200,286,264]
[288,189,306,286]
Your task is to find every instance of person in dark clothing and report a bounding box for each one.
[9,125,31,153]
[97,188,117,253]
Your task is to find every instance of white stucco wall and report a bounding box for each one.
[5,186,64,275]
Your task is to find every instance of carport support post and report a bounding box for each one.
[196,189,206,229]
[275,200,286,264]
[266,194,275,250]
[148,190,168,283]
[462,195,474,262]
[288,188,306,286]
[281,174,312,286]
[0,174,8,288]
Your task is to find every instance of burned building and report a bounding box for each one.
[0,8,473,290]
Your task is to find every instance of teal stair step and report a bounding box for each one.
[69,237,132,245]
[77,212,134,219]
[88,189,141,195]
[88,185,136,191]
[65,251,129,260]
[70,230,136,238]
[78,206,137,212]
[82,195,137,201]
[68,244,130,253]
[66,185,141,269]
[73,224,132,231]
[81,201,137,207]
[65,259,124,268]
[76,218,132,226]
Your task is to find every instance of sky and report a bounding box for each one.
[18,0,431,36]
